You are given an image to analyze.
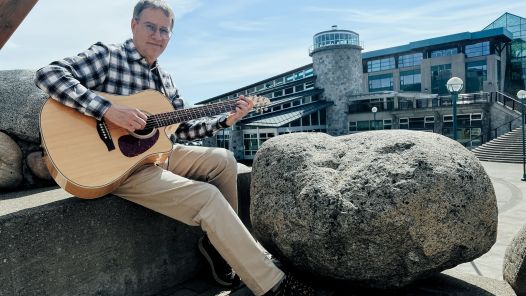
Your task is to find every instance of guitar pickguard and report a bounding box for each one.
[118,130,160,157]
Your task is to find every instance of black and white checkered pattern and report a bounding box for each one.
[35,38,225,141]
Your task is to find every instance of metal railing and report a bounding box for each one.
[464,115,522,149]
[463,91,524,149]
[494,91,523,114]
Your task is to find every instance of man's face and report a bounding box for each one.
[131,8,172,65]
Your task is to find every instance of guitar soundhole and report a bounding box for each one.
[118,130,160,157]
[134,127,154,136]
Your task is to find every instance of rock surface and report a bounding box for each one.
[250,131,498,289]
[0,131,23,189]
[503,222,526,296]
[26,151,52,180]
[0,69,47,143]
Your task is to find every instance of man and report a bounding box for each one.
[35,1,314,295]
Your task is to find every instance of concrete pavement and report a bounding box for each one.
[447,161,526,280]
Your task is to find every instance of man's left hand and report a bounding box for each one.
[225,95,254,126]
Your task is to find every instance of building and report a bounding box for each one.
[196,13,526,161]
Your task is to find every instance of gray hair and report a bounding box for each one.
[133,0,174,29]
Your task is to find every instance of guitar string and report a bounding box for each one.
[104,95,265,131]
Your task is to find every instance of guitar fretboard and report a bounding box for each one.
[144,99,237,129]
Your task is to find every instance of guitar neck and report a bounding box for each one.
[145,99,237,128]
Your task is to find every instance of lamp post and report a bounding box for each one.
[371,106,378,130]
[446,77,464,140]
[517,90,526,181]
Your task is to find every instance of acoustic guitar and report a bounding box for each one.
[39,89,269,199]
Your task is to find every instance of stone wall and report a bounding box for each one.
[312,45,364,136]
[0,70,54,191]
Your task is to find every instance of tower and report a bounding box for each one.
[310,25,364,136]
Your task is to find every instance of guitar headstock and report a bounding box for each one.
[246,95,271,113]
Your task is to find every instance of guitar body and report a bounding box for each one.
[40,90,178,199]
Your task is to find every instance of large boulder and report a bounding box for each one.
[503,223,526,295]
[0,69,47,143]
[0,131,23,189]
[250,131,497,289]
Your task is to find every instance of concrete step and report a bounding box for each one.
[0,187,206,296]
[473,126,526,163]
[0,164,253,296]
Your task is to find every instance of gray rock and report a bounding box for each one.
[0,131,23,189]
[504,223,526,296]
[26,151,52,180]
[0,69,47,143]
[250,131,497,289]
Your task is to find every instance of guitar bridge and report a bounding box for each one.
[96,120,115,151]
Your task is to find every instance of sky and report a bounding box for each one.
[2,0,526,105]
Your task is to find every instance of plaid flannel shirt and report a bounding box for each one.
[34,39,226,141]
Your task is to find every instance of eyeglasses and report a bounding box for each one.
[141,22,172,39]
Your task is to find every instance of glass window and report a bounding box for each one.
[304,68,314,77]
[398,53,423,68]
[399,118,409,129]
[367,57,395,72]
[290,119,301,127]
[408,117,425,129]
[284,87,294,95]
[320,108,327,125]
[305,81,315,90]
[431,64,452,95]
[400,69,421,92]
[431,48,458,58]
[357,121,370,131]
[465,41,490,58]
[274,77,284,85]
[368,73,393,92]
[349,121,357,132]
[295,84,304,92]
[295,71,304,80]
[302,115,311,126]
[311,112,319,125]
[285,74,294,83]
[466,61,487,92]
[273,90,283,97]
[384,119,392,130]
[216,133,230,149]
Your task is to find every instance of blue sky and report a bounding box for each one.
[2,0,526,104]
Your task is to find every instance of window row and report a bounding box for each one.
[368,70,421,92]
[220,68,314,101]
[244,95,320,119]
[349,113,482,132]
[366,41,493,73]
[314,32,360,49]
[266,81,315,99]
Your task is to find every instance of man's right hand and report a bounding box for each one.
[103,104,148,132]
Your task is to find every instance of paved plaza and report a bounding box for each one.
[448,161,526,280]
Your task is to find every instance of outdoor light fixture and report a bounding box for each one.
[517,89,526,181]
[446,77,464,140]
[371,106,378,130]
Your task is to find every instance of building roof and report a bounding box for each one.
[196,63,314,105]
[240,100,333,127]
[362,27,513,60]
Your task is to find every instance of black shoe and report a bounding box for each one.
[198,235,241,287]
[266,273,316,296]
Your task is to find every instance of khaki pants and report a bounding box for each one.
[113,144,284,295]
